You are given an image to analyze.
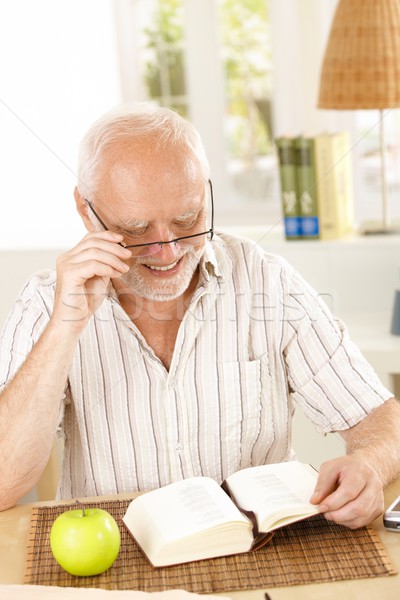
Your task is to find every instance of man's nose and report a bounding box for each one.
[154,239,181,259]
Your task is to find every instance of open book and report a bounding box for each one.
[122,461,319,567]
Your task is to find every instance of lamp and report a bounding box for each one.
[317,0,400,234]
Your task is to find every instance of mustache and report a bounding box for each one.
[134,247,194,266]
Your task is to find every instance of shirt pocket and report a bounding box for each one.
[216,359,262,476]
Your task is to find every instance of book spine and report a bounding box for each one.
[313,132,353,240]
[336,132,354,235]
[275,137,301,239]
[295,137,319,239]
[313,135,337,239]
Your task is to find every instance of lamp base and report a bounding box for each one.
[359,220,400,235]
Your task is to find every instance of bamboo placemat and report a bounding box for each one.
[24,498,397,594]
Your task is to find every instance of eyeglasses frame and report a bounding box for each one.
[85,179,214,250]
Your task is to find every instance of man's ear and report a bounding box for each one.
[74,186,95,231]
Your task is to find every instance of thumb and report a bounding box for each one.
[309,464,339,505]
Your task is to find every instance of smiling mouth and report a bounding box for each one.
[144,258,180,272]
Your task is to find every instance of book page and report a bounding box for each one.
[226,461,318,530]
[124,477,250,544]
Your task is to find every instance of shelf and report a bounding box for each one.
[218,225,400,247]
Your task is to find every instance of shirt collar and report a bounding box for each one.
[199,233,231,283]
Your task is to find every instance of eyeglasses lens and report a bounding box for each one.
[126,232,211,256]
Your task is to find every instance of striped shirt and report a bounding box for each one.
[0,232,392,499]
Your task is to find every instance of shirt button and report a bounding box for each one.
[175,443,183,452]
[169,377,177,388]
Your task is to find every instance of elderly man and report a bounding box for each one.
[0,103,399,527]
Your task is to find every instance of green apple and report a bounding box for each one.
[50,503,121,576]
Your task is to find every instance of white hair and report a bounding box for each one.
[77,102,210,200]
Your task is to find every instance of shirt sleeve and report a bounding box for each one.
[281,264,393,434]
[0,271,69,423]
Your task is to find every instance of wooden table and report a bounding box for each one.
[1,484,400,600]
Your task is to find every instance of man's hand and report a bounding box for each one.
[310,456,384,529]
[0,231,133,509]
[52,231,132,331]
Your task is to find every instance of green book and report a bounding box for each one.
[275,137,301,239]
[295,136,319,239]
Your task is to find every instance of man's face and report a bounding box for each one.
[121,241,205,302]
[93,143,208,302]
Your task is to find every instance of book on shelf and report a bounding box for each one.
[275,131,354,240]
[314,131,354,240]
[295,136,319,239]
[122,460,319,567]
[275,137,302,239]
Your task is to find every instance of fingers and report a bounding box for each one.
[310,460,342,505]
[67,250,130,278]
[67,231,129,259]
[310,456,384,529]
[61,258,128,283]
[52,232,133,328]
[322,494,383,529]
[60,232,131,268]
[57,232,132,283]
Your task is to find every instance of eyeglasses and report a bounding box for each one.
[85,179,214,258]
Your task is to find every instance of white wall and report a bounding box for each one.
[0,250,61,326]
[0,0,120,250]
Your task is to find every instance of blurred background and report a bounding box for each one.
[1,0,400,250]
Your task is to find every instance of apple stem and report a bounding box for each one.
[76,499,86,517]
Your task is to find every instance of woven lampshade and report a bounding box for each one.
[318,0,400,109]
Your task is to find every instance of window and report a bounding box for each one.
[116,0,276,225]
[138,0,188,117]
[220,1,272,160]
[355,110,400,226]
[218,0,275,208]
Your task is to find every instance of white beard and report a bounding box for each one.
[120,244,205,302]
